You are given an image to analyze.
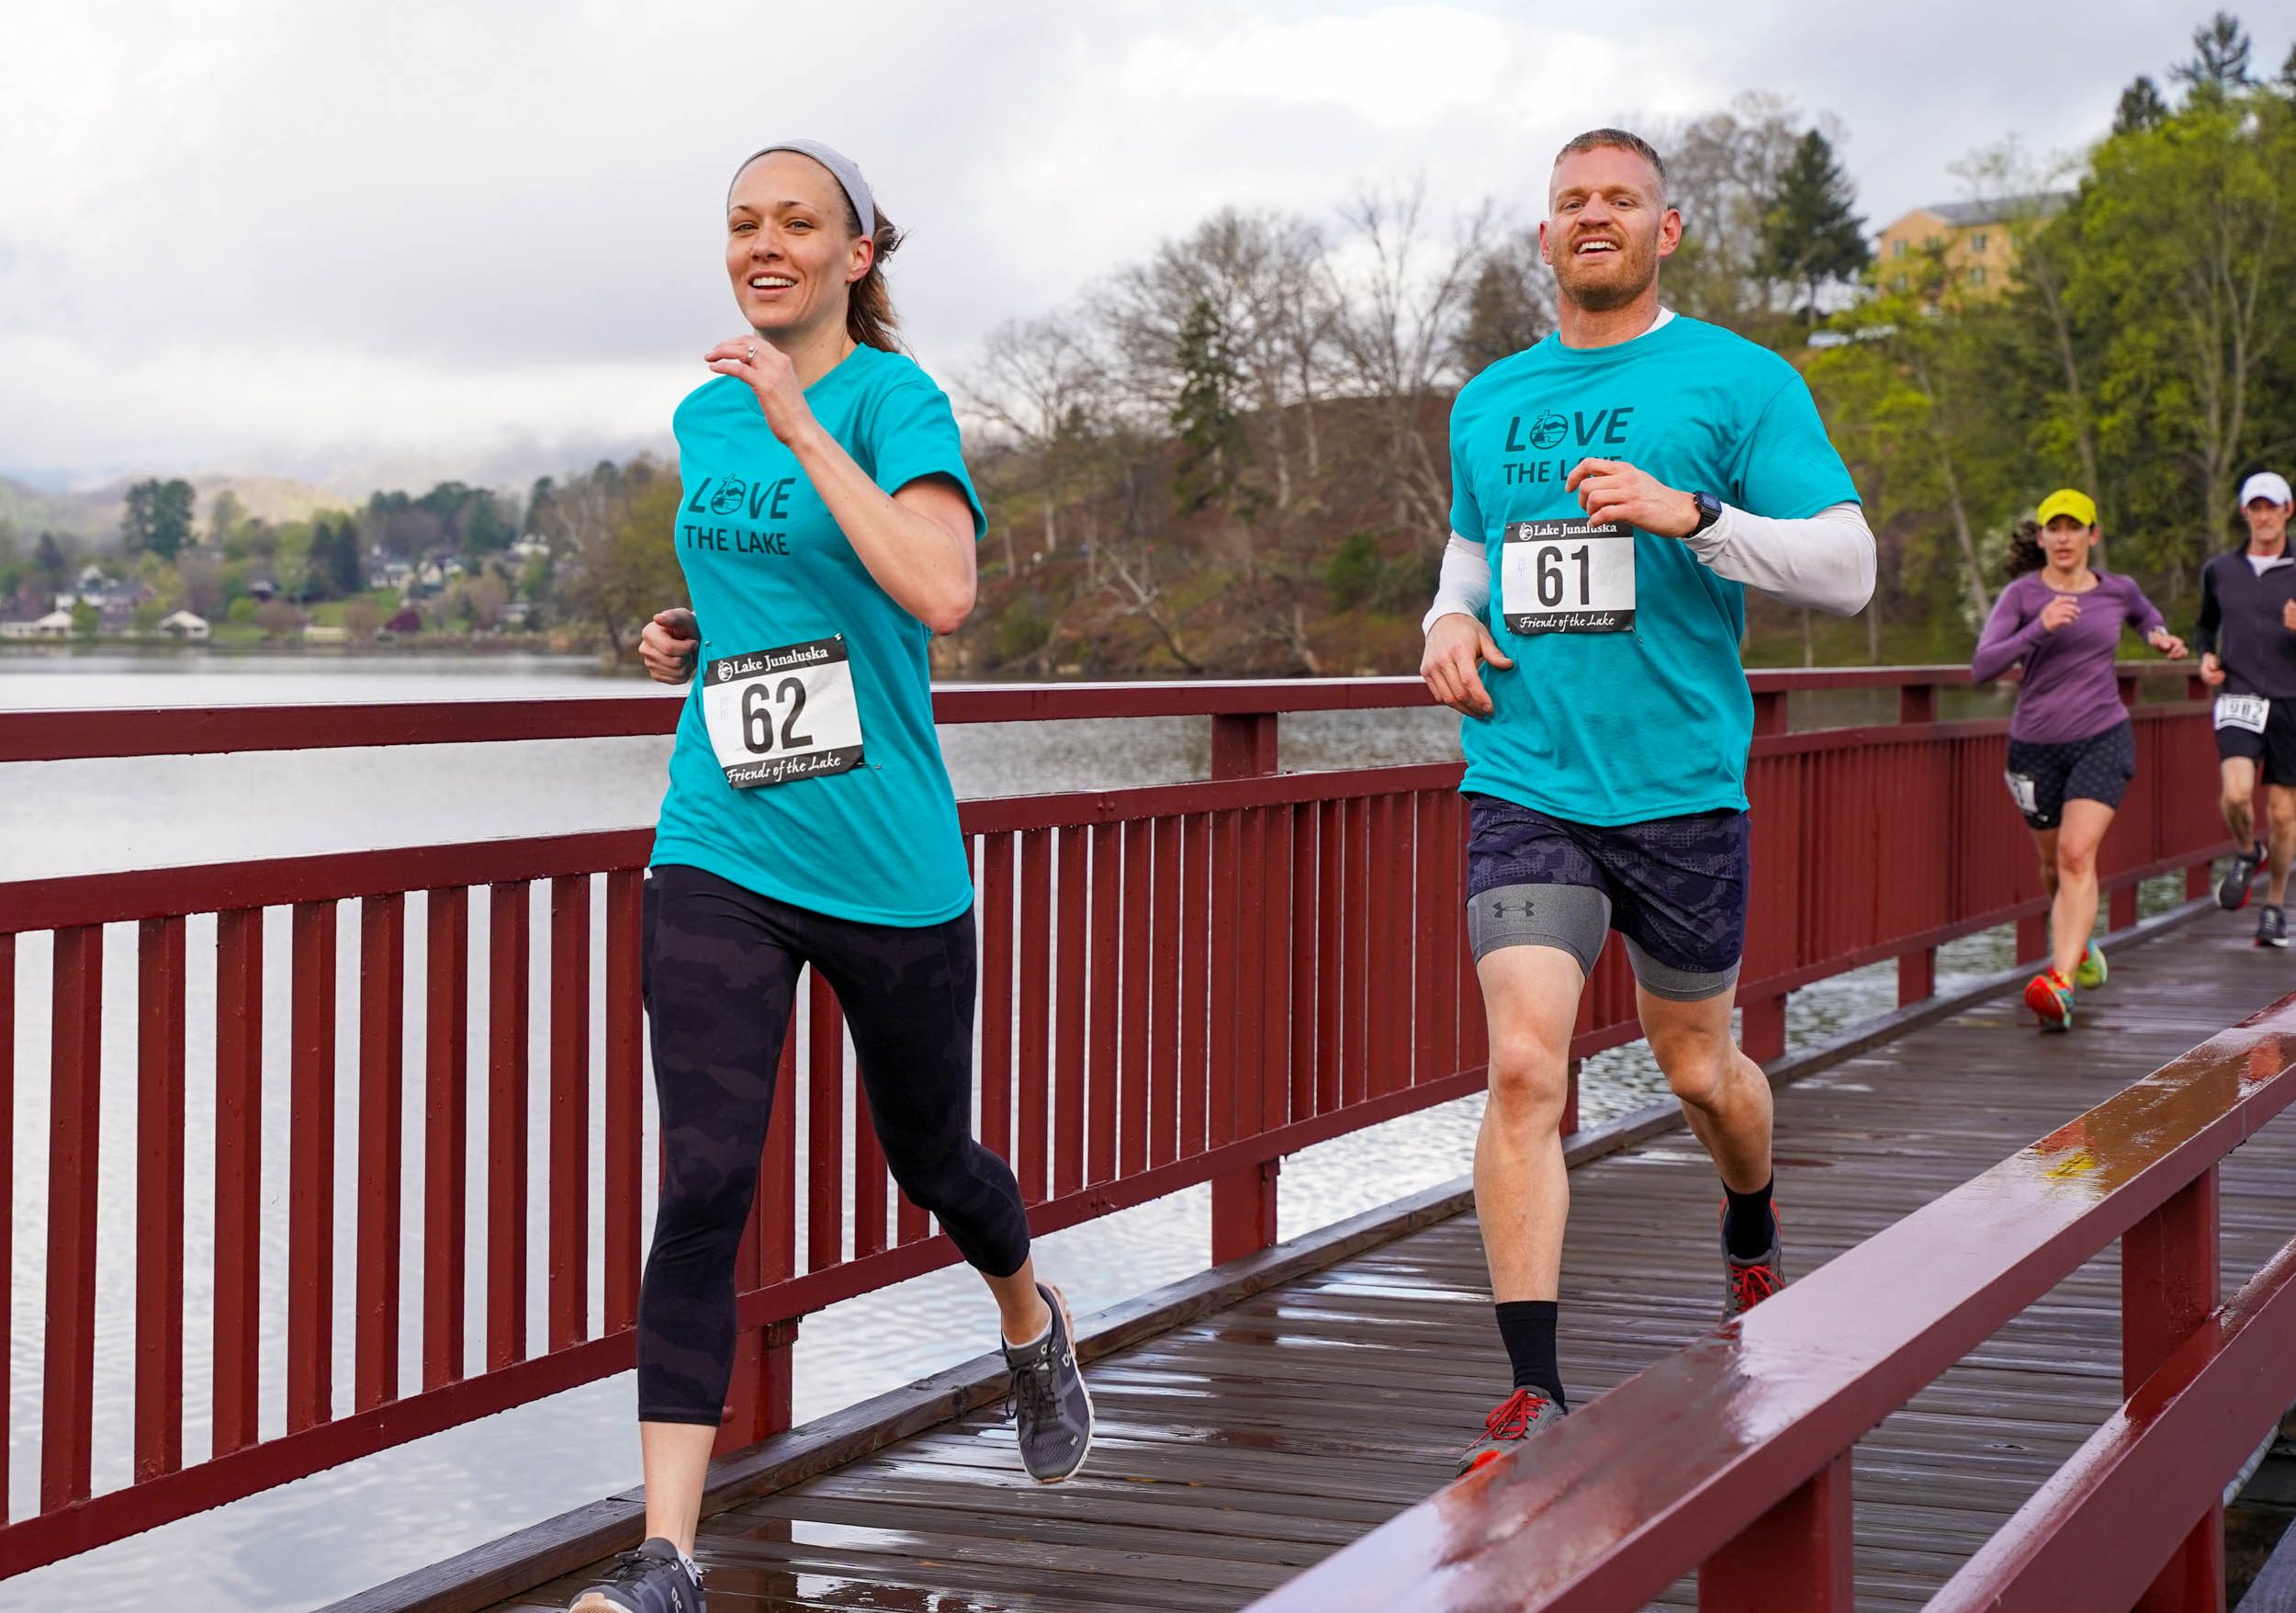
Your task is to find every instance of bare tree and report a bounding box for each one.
[962,313,1110,567]
[1326,180,1495,542]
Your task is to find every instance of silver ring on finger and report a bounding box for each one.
[746,342,756,363]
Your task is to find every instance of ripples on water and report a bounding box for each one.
[0,654,2171,1610]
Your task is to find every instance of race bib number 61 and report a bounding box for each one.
[1501,519,1636,634]
[702,635,866,789]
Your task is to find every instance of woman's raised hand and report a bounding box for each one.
[706,337,815,445]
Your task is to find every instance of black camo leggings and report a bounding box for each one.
[637,863,1031,1424]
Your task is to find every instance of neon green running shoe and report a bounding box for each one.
[2075,942,2107,991]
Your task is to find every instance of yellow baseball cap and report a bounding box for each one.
[2035,488,2098,528]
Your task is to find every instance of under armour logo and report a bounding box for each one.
[1488,897,1536,920]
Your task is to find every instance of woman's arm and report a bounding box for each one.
[1971,581,2044,682]
[2124,579,2187,659]
[706,339,978,635]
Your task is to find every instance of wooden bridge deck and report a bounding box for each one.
[479,908,2296,1613]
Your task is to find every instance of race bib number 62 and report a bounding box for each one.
[1501,519,1636,634]
[702,635,866,789]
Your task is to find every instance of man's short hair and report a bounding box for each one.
[1553,129,1668,203]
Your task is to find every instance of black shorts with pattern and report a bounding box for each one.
[2003,720,2136,830]
[1465,793,1750,984]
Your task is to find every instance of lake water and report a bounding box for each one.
[0,649,2170,1611]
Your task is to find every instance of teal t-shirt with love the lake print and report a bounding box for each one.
[1447,314,1858,826]
[651,344,985,926]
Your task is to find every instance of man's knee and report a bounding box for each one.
[2269,788,2296,829]
[1485,1027,1571,1122]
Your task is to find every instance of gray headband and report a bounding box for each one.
[729,140,875,241]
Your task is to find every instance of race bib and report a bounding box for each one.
[2004,772,2039,815]
[1501,520,1635,634]
[701,636,865,789]
[2215,694,2269,734]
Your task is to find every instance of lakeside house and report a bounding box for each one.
[0,609,79,640]
[159,610,211,639]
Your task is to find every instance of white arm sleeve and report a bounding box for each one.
[1683,501,1875,615]
[1421,533,1490,636]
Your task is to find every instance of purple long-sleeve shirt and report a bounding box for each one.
[1973,570,2167,743]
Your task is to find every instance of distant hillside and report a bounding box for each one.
[0,472,344,545]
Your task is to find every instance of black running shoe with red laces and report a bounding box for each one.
[1455,1387,1567,1475]
[1721,1212,1786,1324]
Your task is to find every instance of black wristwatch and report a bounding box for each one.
[1689,491,1724,536]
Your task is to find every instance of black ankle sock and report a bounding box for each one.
[1723,1176,1777,1260]
[1494,1300,1565,1406]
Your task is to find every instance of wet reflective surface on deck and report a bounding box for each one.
[483,913,2296,1613]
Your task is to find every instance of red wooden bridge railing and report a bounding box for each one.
[0,664,2224,1576]
[1248,990,2296,1613]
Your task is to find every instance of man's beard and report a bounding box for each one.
[1557,238,1659,311]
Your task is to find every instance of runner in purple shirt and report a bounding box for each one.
[1972,490,2186,1030]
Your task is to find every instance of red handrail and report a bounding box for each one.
[0,669,2228,1577]
[1246,992,2296,1613]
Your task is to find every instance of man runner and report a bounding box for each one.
[2195,469,2296,945]
[1420,129,1874,1475]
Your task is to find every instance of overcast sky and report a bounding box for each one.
[0,0,2258,494]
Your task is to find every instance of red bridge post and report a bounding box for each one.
[1211,712,1284,1263]
[2123,1167,2224,1611]
[1699,1449,1853,1610]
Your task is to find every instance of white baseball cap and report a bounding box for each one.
[2241,471,2293,507]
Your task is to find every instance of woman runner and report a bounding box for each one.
[572,141,1091,1613]
[1972,489,2186,1032]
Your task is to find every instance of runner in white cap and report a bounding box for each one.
[2193,470,2296,944]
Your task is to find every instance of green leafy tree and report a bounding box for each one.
[120,478,196,559]
[205,489,245,550]
[1759,130,1871,326]
[70,599,99,639]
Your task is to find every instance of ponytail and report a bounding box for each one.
[845,210,904,353]
[2005,518,2045,579]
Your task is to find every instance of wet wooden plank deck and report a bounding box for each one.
[490,913,2296,1612]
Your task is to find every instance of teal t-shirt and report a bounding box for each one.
[1448,314,1858,825]
[651,344,985,926]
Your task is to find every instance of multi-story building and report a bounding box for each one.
[1872,195,2067,299]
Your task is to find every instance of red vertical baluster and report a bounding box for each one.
[1120,818,1153,1179]
[1897,944,1936,1009]
[1460,797,1490,1073]
[0,931,14,1517]
[1053,826,1087,1199]
[135,917,187,1480]
[805,973,844,1271]
[42,925,103,1510]
[423,886,469,1391]
[1698,1449,1853,1610]
[1017,828,1052,1201]
[1289,803,1318,1121]
[213,908,264,1455]
[602,871,644,1333]
[1345,797,1371,1105]
[1087,820,1120,1186]
[851,1056,887,1259]
[548,875,591,1351]
[2125,1167,2225,1612]
[980,833,1015,1165]
[766,1028,798,1279]
[355,894,405,1411]
[1412,792,1442,1087]
[1367,795,1398,1096]
[1181,812,1211,1157]
[1257,805,1290,1140]
[485,882,530,1370]
[1433,791,1462,1079]
[287,901,338,1433]
[1149,815,1181,1167]
[1207,810,1240,1150]
[1316,800,1343,1114]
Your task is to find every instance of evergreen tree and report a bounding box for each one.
[1758,130,1871,326]
[1170,297,1248,515]
[2173,11,2252,100]
[1453,242,1553,375]
[119,477,195,559]
[308,517,364,598]
[2279,41,2296,94]
[2114,75,2170,134]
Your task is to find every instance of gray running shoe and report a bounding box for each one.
[1002,1283,1094,1483]
[1456,1388,1567,1476]
[2220,844,2264,910]
[569,1538,703,1613]
[2258,903,2289,948]
[1721,1213,1786,1324]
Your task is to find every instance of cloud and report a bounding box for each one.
[0,0,2263,490]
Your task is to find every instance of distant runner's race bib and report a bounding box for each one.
[702,636,865,789]
[2215,694,2269,734]
[2003,772,2040,816]
[1501,520,1635,633]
